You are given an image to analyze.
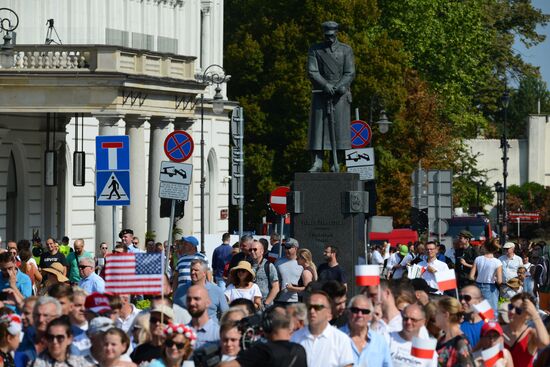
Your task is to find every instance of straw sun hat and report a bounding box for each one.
[230,261,255,279]
[43,262,69,282]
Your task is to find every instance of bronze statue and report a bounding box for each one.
[307,21,356,172]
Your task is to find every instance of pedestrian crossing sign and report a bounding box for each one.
[96,171,130,206]
[95,136,131,206]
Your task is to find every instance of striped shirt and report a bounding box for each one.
[177,252,209,286]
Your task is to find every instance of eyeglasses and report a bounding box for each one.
[45,333,66,343]
[165,339,187,350]
[402,315,425,323]
[350,307,371,315]
[508,304,523,315]
[78,265,91,269]
[459,294,472,302]
[307,304,327,312]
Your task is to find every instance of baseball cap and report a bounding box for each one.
[503,242,515,249]
[85,293,112,315]
[399,245,409,256]
[182,236,199,247]
[87,317,114,336]
[481,321,503,336]
[150,304,175,320]
[284,238,299,249]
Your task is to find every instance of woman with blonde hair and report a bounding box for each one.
[287,249,318,298]
[129,312,151,349]
[435,296,475,367]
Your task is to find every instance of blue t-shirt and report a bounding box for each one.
[0,269,32,300]
[174,281,228,322]
[460,319,484,348]
[212,244,232,277]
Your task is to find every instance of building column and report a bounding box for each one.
[122,115,149,244]
[94,114,123,249]
[528,115,546,185]
[173,118,195,236]
[147,116,174,244]
[200,1,212,68]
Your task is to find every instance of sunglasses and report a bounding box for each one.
[150,316,170,324]
[508,304,523,315]
[78,265,91,269]
[350,307,371,315]
[249,248,259,252]
[132,241,138,245]
[402,315,424,323]
[101,247,108,250]
[307,304,327,312]
[459,294,472,302]
[46,333,66,343]
[165,339,187,350]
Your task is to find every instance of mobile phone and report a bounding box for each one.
[0,293,8,301]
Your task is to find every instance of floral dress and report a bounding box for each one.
[436,334,475,367]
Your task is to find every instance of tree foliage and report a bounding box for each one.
[224,0,549,230]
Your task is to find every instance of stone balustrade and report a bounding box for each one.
[1,45,196,81]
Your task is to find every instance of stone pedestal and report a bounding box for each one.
[290,172,366,294]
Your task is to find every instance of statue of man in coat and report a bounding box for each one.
[307,21,356,172]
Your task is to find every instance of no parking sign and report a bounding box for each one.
[164,131,194,162]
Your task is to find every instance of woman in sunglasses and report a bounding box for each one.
[33,316,94,367]
[146,324,196,367]
[502,292,549,367]
[101,327,136,367]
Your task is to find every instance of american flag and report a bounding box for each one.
[105,253,163,294]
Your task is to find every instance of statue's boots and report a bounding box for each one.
[308,151,323,172]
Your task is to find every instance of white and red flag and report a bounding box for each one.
[473,300,496,321]
[411,337,437,359]
[355,265,380,286]
[105,252,163,294]
[481,343,504,367]
[435,269,457,291]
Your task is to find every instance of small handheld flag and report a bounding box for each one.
[481,343,504,367]
[474,300,496,321]
[435,269,457,291]
[411,337,437,359]
[355,265,380,286]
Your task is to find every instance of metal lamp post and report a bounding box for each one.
[494,181,503,238]
[501,90,510,240]
[198,64,227,253]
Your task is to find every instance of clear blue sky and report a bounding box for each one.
[513,0,550,86]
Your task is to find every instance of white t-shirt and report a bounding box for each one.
[224,283,262,303]
[291,324,354,367]
[498,254,523,282]
[475,256,502,283]
[388,332,438,367]
[388,253,412,279]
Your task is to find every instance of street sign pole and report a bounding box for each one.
[517,218,520,238]
[112,207,116,252]
[166,199,176,264]
[279,215,285,259]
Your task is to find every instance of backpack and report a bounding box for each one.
[533,255,550,289]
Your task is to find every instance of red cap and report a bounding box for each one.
[85,292,112,314]
[481,321,503,336]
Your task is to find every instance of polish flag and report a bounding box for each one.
[481,343,504,367]
[435,269,457,291]
[355,265,380,286]
[473,300,496,321]
[411,337,437,359]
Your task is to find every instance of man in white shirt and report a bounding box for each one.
[291,290,354,367]
[499,242,523,282]
[388,303,438,367]
[418,241,450,293]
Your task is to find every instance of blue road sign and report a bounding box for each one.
[350,120,372,148]
[164,131,194,162]
[96,136,131,206]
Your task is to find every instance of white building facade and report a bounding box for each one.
[0,0,230,253]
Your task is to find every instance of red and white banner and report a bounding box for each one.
[411,337,437,359]
[481,343,504,367]
[435,269,457,291]
[473,300,496,321]
[355,265,380,286]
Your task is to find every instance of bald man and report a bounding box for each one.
[67,239,93,284]
[186,285,220,348]
[459,284,484,348]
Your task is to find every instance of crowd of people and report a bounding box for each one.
[0,229,548,367]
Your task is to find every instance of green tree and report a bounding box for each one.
[506,75,550,138]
